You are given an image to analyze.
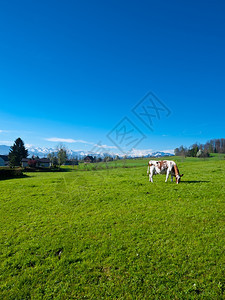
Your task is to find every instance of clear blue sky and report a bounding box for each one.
[0,0,224,154]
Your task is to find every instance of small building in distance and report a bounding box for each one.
[21,158,51,168]
[37,158,51,168]
[83,155,94,163]
[21,158,29,167]
[0,155,9,167]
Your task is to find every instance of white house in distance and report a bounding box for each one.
[21,158,51,168]
[21,158,29,167]
[0,155,9,167]
[38,158,51,167]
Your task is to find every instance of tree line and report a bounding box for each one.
[47,144,70,167]
[8,138,73,167]
[7,138,118,167]
[174,138,225,157]
[8,137,225,166]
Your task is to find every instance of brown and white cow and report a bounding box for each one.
[147,160,183,184]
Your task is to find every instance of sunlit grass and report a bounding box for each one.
[0,156,225,298]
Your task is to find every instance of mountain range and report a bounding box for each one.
[0,145,174,159]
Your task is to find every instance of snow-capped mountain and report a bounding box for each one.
[151,152,174,157]
[0,145,94,158]
[26,146,87,158]
[127,148,174,158]
[0,144,174,158]
[26,146,56,156]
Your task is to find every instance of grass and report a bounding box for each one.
[0,156,225,299]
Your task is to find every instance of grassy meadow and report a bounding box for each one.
[0,155,225,299]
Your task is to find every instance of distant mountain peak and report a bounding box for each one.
[0,144,174,158]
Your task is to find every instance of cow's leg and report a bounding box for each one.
[149,173,153,182]
[149,166,154,182]
[165,170,170,182]
[171,175,173,182]
[149,168,154,182]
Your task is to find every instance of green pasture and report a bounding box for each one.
[0,156,225,299]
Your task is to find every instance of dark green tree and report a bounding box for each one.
[9,138,28,167]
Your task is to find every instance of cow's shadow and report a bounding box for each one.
[181,180,209,183]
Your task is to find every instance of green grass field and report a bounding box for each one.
[1,156,225,299]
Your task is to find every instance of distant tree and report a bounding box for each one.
[206,138,225,153]
[178,145,187,157]
[97,157,102,163]
[52,156,58,167]
[103,156,113,162]
[47,152,58,167]
[9,138,28,167]
[32,155,40,160]
[197,149,210,158]
[196,149,202,157]
[175,138,225,157]
[187,144,199,157]
[71,157,78,166]
[57,144,68,166]
[174,148,180,156]
[208,142,214,153]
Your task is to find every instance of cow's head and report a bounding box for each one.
[176,174,184,184]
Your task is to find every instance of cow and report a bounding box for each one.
[147,160,183,184]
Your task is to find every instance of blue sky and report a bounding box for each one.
[0,0,224,154]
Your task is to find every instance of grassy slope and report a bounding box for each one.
[0,156,225,299]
